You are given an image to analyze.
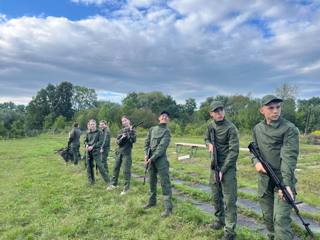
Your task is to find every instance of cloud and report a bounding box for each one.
[0,1,320,105]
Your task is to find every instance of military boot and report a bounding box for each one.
[209,220,225,230]
[160,208,172,217]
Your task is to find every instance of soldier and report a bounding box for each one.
[252,95,299,240]
[143,111,173,217]
[84,119,110,186]
[99,120,111,176]
[204,101,239,240]
[68,122,81,165]
[108,116,136,195]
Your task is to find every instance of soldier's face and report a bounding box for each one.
[99,122,106,129]
[260,102,281,122]
[159,114,169,123]
[121,117,130,127]
[209,108,225,121]
[89,121,96,131]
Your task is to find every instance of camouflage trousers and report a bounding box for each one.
[70,143,80,164]
[210,168,237,236]
[148,159,173,211]
[86,150,110,185]
[111,151,132,191]
[258,174,294,240]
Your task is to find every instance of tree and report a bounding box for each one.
[54,116,66,130]
[54,81,74,120]
[275,82,298,100]
[72,85,97,112]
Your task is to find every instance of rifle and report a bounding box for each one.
[143,148,152,185]
[209,127,222,195]
[248,142,314,238]
[117,121,143,146]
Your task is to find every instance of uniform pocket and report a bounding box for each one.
[258,173,270,197]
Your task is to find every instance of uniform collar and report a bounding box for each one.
[159,123,167,127]
[264,117,282,128]
[214,118,225,126]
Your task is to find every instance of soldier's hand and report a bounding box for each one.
[87,146,93,151]
[255,162,267,174]
[100,149,104,153]
[144,158,151,166]
[208,143,214,153]
[278,186,294,201]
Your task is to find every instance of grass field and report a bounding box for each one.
[0,133,319,240]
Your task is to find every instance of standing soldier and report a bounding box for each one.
[204,101,239,240]
[108,116,136,195]
[84,119,110,186]
[68,122,81,165]
[143,111,173,217]
[252,95,299,240]
[99,120,111,176]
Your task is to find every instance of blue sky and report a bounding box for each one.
[0,0,320,104]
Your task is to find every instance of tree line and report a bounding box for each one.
[1,81,319,139]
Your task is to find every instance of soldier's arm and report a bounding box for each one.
[116,130,123,145]
[149,130,171,162]
[94,131,103,149]
[106,130,111,149]
[251,129,260,166]
[204,125,211,145]
[280,126,299,188]
[144,128,152,156]
[220,126,239,174]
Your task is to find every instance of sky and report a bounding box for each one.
[0,0,320,105]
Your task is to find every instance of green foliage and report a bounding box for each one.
[54,116,66,130]
[72,85,97,111]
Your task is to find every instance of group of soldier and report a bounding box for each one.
[66,94,300,240]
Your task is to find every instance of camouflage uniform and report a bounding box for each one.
[100,127,111,177]
[205,118,239,238]
[144,123,173,212]
[68,126,81,164]
[253,117,299,240]
[111,127,136,190]
[84,129,110,185]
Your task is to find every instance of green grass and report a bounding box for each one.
[0,133,319,239]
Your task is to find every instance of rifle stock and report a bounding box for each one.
[248,142,314,238]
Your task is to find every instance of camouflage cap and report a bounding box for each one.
[261,95,283,106]
[160,111,170,117]
[210,101,224,112]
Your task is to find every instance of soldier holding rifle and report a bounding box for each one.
[252,95,300,240]
[204,101,239,240]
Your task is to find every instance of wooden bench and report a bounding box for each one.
[175,142,207,157]
[175,142,249,157]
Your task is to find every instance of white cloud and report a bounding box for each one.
[0,1,320,105]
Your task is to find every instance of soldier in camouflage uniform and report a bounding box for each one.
[252,95,299,240]
[84,119,110,186]
[99,120,111,177]
[68,122,81,165]
[108,116,136,195]
[204,101,239,240]
[143,111,173,217]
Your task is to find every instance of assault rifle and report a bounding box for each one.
[143,148,152,185]
[248,142,314,238]
[117,121,143,146]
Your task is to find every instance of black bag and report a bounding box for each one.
[56,147,73,162]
